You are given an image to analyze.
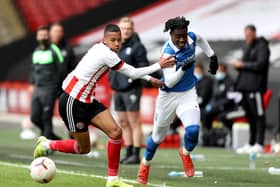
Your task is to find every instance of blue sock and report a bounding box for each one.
[184,125,200,152]
[144,136,159,161]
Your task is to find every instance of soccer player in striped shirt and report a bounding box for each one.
[33,24,175,187]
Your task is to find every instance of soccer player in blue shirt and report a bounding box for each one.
[137,17,218,185]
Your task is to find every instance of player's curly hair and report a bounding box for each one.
[164,16,190,32]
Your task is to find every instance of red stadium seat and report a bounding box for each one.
[15,0,111,31]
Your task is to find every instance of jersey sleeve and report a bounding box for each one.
[116,63,160,80]
[161,41,175,56]
[162,66,185,88]
[196,33,214,57]
[104,49,122,68]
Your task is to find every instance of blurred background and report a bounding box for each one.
[0,0,279,147]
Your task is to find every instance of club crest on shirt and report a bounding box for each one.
[76,122,85,130]
[125,47,132,55]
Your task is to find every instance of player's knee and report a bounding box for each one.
[127,117,140,128]
[152,127,169,144]
[184,125,200,151]
[108,126,122,140]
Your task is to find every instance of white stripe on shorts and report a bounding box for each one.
[66,96,75,132]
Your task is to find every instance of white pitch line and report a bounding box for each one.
[9,154,268,171]
[0,161,172,187]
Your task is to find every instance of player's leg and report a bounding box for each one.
[114,92,133,163]
[236,93,256,153]
[248,92,265,153]
[30,90,44,134]
[122,88,142,164]
[52,132,90,153]
[237,92,257,154]
[92,109,122,176]
[123,111,141,164]
[33,132,90,158]
[33,93,90,158]
[91,109,132,187]
[137,93,176,184]
[177,88,200,177]
[117,111,133,161]
[40,89,60,139]
[243,93,257,146]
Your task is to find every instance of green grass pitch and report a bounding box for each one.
[0,126,280,187]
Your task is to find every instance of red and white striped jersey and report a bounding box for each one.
[62,42,123,103]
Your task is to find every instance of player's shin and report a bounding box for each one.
[49,139,80,153]
[137,136,158,185]
[183,125,200,153]
[107,139,122,181]
[143,136,159,164]
[180,125,200,177]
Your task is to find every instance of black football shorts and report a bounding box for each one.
[59,92,106,132]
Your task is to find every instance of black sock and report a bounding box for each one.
[133,147,141,158]
[126,145,133,158]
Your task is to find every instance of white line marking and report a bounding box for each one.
[9,154,268,171]
[0,160,172,187]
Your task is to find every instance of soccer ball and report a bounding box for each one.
[30,157,56,183]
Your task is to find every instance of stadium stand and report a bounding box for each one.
[15,0,110,31]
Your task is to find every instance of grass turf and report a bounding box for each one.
[0,124,280,187]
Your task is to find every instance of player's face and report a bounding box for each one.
[244,28,256,44]
[36,30,49,41]
[119,21,134,40]
[50,25,64,44]
[171,28,188,49]
[103,31,122,52]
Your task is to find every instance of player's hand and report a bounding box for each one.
[182,59,194,71]
[208,55,218,75]
[150,77,164,88]
[159,56,176,68]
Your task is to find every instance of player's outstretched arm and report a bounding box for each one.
[149,77,165,88]
[196,34,214,57]
[116,56,175,80]
[163,58,194,88]
[196,34,218,74]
